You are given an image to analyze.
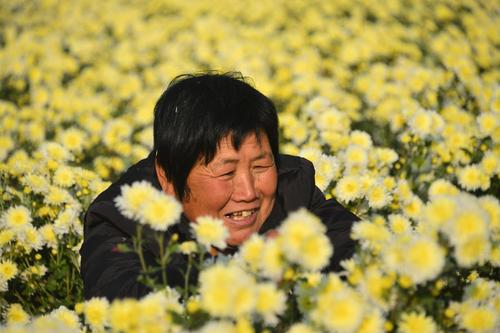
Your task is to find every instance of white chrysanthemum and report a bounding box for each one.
[54,207,80,236]
[114,181,159,220]
[366,184,392,209]
[1,205,32,231]
[137,191,182,231]
[315,154,341,191]
[38,141,73,162]
[278,208,332,271]
[350,130,373,148]
[399,236,446,284]
[192,216,229,250]
[335,175,364,203]
[255,282,287,325]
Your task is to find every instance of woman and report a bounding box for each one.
[80,73,358,300]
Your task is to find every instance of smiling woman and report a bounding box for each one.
[157,133,278,246]
[80,73,359,300]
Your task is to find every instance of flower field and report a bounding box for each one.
[0,0,499,332]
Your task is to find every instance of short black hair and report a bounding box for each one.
[153,72,279,200]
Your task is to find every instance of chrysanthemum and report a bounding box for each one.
[408,109,433,138]
[22,173,50,194]
[192,216,228,250]
[0,260,18,281]
[255,283,286,325]
[352,221,391,250]
[400,236,445,284]
[398,312,437,333]
[53,166,75,187]
[479,195,500,233]
[459,306,497,333]
[312,288,365,333]
[457,164,486,191]
[357,310,385,333]
[197,320,236,333]
[114,181,158,220]
[344,145,368,168]
[367,185,392,209]
[278,209,332,271]
[138,191,182,231]
[109,299,139,332]
[6,303,29,325]
[376,147,398,166]
[287,323,317,333]
[388,214,411,234]
[454,236,491,268]
[477,112,498,137]
[51,306,81,330]
[84,297,109,329]
[1,205,32,230]
[39,224,58,248]
[428,179,459,199]
[199,263,256,318]
[350,130,373,148]
[240,234,265,272]
[335,175,364,203]
[259,239,284,280]
[59,127,87,153]
[447,209,489,245]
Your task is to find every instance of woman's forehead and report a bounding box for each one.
[204,132,272,165]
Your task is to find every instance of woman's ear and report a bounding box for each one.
[155,159,176,196]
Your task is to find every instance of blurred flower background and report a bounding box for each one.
[0,0,499,332]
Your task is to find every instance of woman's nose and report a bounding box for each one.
[232,172,258,202]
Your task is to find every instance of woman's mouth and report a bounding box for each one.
[224,208,259,222]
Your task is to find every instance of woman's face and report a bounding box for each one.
[182,132,278,246]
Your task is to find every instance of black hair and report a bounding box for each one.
[153,72,279,200]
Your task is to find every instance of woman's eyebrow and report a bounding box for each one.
[215,152,273,166]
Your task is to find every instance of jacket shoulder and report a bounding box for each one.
[276,154,316,211]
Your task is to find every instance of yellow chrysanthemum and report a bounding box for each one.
[477,112,498,137]
[109,299,139,332]
[84,297,109,329]
[287,323,318,333]
[0,260,18,281]
[457,165,488,191]
[357,311,384,333]
[454,236,491,268]
[460,306,497,333]
[401,236,445,284]
[53,166,75,187]
[398,312,437,333]
[199,263,256,318]
[6,303,29,325]
[428,179,459,199]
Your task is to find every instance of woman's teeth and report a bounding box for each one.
[226,209,257,220]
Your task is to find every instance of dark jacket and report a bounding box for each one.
[80,153,359,300]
